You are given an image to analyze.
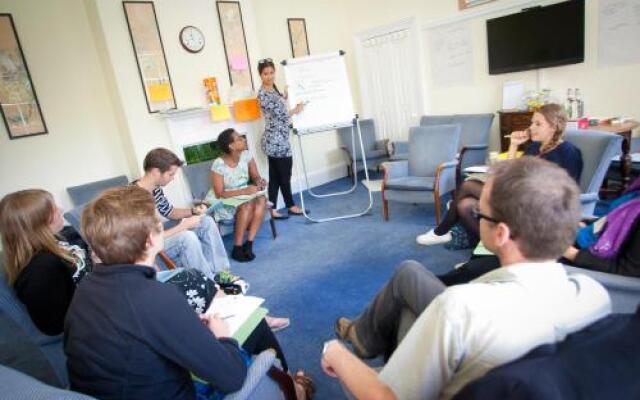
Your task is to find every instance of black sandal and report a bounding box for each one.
[293,371,315,400]
[271,211,290,220]
[287,208,309,216]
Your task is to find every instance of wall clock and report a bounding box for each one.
[179,25,205,53]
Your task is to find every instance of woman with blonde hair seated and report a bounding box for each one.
[417,103,583,247]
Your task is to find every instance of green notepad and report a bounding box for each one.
[233,307,268,345]
[221,190,267,208]
[191,307,269,385]
[473,242,494,256]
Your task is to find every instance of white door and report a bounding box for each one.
[354,18,425,143]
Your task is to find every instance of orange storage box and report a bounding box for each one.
[232,98,261,122]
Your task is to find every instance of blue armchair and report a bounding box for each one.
[422,114,494,184]
[0,254,69,388]
[564,129,623,216]
[66,175,129,207]
[337,118,389,180]
[382,125,460,223]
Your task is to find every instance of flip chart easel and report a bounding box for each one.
[282,51,372,223]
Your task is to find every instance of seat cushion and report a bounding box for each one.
[385,176,435,191]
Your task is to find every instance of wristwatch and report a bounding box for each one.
[191,207,197,216]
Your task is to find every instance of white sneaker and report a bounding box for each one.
[416,229,452,246]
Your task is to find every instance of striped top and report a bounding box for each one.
[152,186,173,218]
[131,180,173,218]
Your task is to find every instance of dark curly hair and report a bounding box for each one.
[217,128,236,154]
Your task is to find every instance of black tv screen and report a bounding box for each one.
[487,0,584,75]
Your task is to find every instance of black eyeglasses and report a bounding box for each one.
[471,206,501,224]
[258,58,273,65]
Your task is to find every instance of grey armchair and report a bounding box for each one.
[421,114,494,185]
[64,176,129,232]
[337,119,389,180]
[66,175,129,207]
[564,266,640,314]
[564,129,623,216]
[0,254,69,388]
[382,125,460,223]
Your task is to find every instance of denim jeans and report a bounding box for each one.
[163,215,230,279]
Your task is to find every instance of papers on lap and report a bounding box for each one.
[206,295,265,337]
[464,165,489,174]
[221,189,267,208]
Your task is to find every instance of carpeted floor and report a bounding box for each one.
[224,173,471,399]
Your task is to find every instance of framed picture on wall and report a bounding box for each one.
[458,0,497,10]
[0,14,47,140]
[123,1,176,113]
[287,18,310,58]
[216,1,254,90]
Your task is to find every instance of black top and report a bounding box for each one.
[574,219,640,277]
[14,251,75,336]
[455,309,640,400]
[64,263,247,400]
[525,141,583,183]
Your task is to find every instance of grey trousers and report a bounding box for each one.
[353,260,446,360]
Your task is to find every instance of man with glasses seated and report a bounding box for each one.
[324,157,611,400]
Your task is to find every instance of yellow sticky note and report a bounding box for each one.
[210,104,231,122]
[147,83,173,102]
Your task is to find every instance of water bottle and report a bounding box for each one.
[575,88,584,118]
[566,88,574,119]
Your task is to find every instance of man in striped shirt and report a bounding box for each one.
[134,148,229,278]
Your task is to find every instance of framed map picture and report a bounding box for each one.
[0,14,47,139]
[216,1,253,90]
[287,18,310,58]
[123,1,176,113]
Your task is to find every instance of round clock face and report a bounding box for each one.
[179,26,205,53]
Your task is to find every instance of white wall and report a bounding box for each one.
[0,0,133,211]
[1,0,638,214]
[251,0,640,151]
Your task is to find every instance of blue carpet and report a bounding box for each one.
[223,172,471,398]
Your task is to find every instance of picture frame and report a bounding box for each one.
[0,14,47,140]
[216,1,253,90]
[458,0,497,10]
[287,18,310,58]
[123,1,176,113]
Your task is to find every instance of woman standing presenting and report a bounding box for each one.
[257,58,306,219]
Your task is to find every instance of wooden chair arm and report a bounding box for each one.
[157,250,177,270]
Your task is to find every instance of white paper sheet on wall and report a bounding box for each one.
[427,22,474,88]
[502,81,525,110]
[598,0,640,67]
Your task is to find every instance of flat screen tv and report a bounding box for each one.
[486,0,584,75]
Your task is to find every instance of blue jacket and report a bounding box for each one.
[64,264,247,400]
[455,308,640,399]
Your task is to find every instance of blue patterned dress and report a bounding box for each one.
[258,88,291,158]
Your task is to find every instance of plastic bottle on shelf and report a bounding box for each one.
[574,88,584,118]
[566,88,574,119]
